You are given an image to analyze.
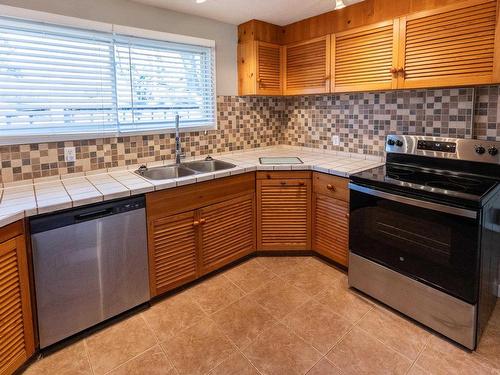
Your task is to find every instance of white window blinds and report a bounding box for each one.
[0,16,216,143]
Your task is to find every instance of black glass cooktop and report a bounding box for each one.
[350,163,499,207]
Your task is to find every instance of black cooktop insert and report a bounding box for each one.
[351,164,498,205]
[350,136,500,208]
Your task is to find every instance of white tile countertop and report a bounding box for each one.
[0,146,384,228]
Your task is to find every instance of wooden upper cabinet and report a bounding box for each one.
[148,211,198,296]
[0,225,35,375]
[199,194,255,275]
[397,0,499,88]
[332,19,400,92]
[256,42,283,95]
[238,41,282,95]
[284,35,331,95]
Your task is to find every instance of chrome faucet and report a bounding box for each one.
[174,114,184,164]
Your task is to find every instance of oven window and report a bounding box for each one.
[350,190,479,303]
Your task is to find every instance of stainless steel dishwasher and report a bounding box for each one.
[30,196,150,348]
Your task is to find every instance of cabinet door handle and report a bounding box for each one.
[193,220,200,227]
[266,174,272,179]
[298,181,305,186]
[200,218,207,225]
[280,181,286,185]
[390,67,398,74]
[345,213,350,219]
[327,184,336,191]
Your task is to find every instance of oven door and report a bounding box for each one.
[349,183,480,304]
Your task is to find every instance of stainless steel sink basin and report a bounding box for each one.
[182,159,236,173]
[136,165,197,180]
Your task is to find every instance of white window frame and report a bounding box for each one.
[0,5,217,145]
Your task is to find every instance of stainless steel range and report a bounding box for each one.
[348,135,500,350]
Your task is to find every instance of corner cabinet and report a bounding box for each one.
[332,19,400,92]
[0,221,35,375]
[312,173,350,267]
[397,0,500,88]
[238,41,283,95]
[146,173,256,296]
[283,36,331,95]
[257,172,311,251]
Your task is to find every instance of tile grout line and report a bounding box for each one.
[97,314,177,375]
[82,339,96,375]
[142,313,181,375]
[404,333,432,375]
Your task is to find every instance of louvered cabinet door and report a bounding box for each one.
[257,179,311,251]
[148,211,199,296]
[332,20,399,92]
[199,194,255,275]
[313,194,349,267]
[0,235,34,375]
[284,36,331,95]
[398,0,499,88]
[256,41,282,95]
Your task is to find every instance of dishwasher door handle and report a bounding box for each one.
[74,207,114,222]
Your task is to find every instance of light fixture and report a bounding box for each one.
[196,0,206,3]
[335,0,346,9]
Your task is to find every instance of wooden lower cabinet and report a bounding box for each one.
[147,174,256,296]
[0,221,35,375]
[312,172,350,267]
[257,172,311,251]
[148,211,199,296]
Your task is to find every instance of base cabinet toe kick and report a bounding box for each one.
[349,253,477,349]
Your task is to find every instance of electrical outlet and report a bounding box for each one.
[64,147,76,163]
[332,135,340,146]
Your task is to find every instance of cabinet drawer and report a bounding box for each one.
[256,171,311,180]
[313,172,349,202]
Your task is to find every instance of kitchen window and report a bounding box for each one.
[0,16,216,144]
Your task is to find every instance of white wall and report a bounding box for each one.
[0,0,237,96]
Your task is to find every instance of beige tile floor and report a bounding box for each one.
[24,256,500,375]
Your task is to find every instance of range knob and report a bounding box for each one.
[387,139,395,146]
[395,140,404,147]
[475,145,486,155]
[488,146,498,156]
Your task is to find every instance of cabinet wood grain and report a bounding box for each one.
[147,173,255,219]
[148,211,199,296]
[238,41,283,96]
[312,172,350,266]
[332,19,400,92]
[398,0,498,88]
[199,194,255,274]
[0,227,34,375]
[257,175,311,251]
[313,194,350,267]
[284,35,331,95]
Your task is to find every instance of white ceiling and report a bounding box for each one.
[132,0,364,26]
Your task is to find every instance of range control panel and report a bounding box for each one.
[417,140,456,153]
[385,135,500,164]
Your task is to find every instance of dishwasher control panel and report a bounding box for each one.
[115,198,145,213]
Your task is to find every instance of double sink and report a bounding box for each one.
[136,157,236,180]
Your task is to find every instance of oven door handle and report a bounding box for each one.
[348,183,478,219]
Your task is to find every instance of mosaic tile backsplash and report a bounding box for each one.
[0,87,499,183]
[0,96,284,183]
[283,88,476,156]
